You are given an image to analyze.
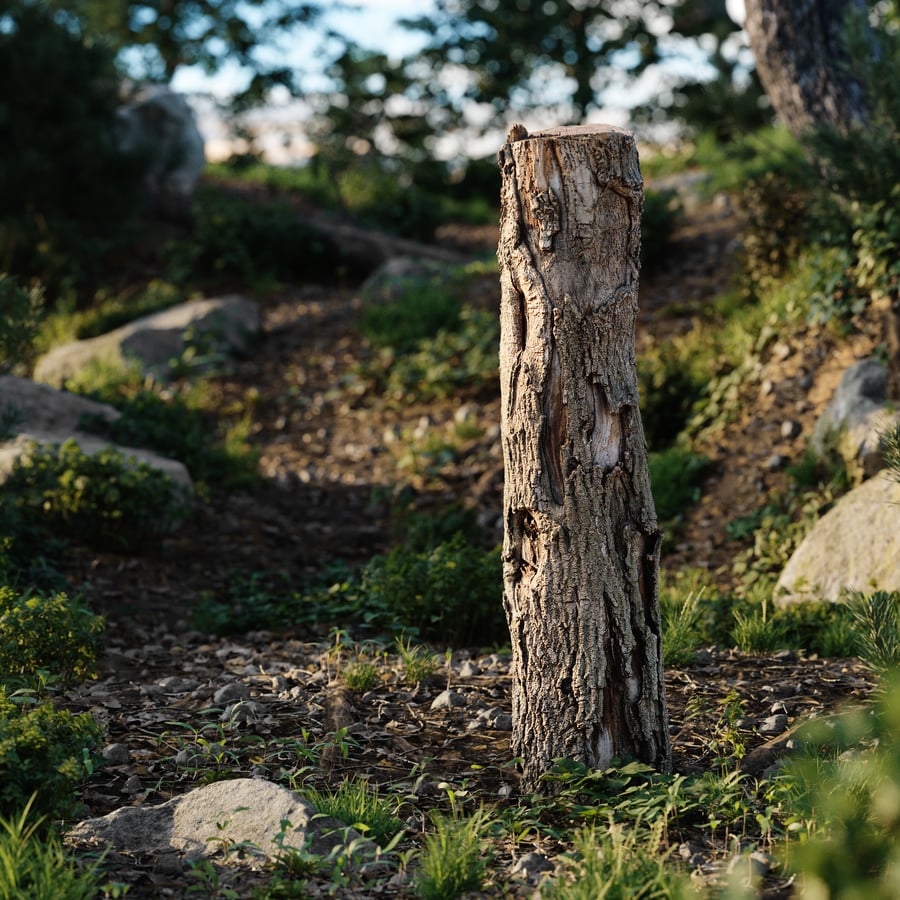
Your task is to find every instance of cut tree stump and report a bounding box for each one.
[497,124,670,790]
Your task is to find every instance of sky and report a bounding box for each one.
[176,0,749,164]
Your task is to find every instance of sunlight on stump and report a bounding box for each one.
[497,124,670,791]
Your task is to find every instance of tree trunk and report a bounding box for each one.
[497,124,670,792]
[743,0,870,137]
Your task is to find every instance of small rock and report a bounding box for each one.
[727,850,774,880]
[780,420,802,440]
[221,700,265,723]
[508,852,554,883]
[430,690,466,710]
[773,649,797,661]
[764,453,788,471]
[124,775,143,794]
[459,660,482,677]
[213,682,250,705]
[772,341,792,362]
[759,714,789,736]
[760,380,775,397]
[102,743,132,765]
[770,701,789,715]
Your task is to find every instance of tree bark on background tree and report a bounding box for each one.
[497,124,670,792]
[743,0,870,137]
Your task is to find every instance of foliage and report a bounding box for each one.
[661,589,702,667]
[304,777,403,848]
[43,0,320,104]
[0,688,102,820]
[0,2,146,299]
[0,587,103,687]
[415,807,490,900]
[542,819,693,900]
[164,186,351,290]
[79,380,260,491]
[772,675,900,899]
[846,590,900,676]
[648,446,708,523]
[884,420,900,483]
[395,637,439,685]
[2,439,191,552]
[310,534,504,646]
[0,275,43,375]
[0,797,102,899]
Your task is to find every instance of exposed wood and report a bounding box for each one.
[497,124,670,791]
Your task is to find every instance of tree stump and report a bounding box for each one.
[497,124,670,790]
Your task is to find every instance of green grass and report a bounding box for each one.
[304,777,403,848]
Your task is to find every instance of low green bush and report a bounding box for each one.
[640,188,681,276]
[0,275,43,376]
[3,439,191,552]
[310,534,504,646]
[648,446,709,523]
[0,587,103,687]
[0,690,102,820]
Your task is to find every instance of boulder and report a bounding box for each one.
[775,471,900,604]
[0,375,192,492]
[33,296,260,388]
[116,86,205,221]
[810,359,900,482]
[66,778,367,864]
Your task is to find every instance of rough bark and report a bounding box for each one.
[743,0,870,137]
[497,124,670,791]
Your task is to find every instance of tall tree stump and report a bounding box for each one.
[497,124,670,790]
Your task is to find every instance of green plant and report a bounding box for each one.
[882,420,900,482]
[0,689,102,820]
[731,598,784,654]
[415,807,491,900]
[640,188,682,276]
[648,446,709,523]
[2,439,191,552]
[396,637,439,685]
[0,587,103,687]
[304,777,403,848]
[0,275,43,375]
[165,187,348,290]
[0,796,102,899]
[342,659,380,692]
[541,819,693,899]
[308,535,504,645]
[661,589,702,666]
[846,590,900,676]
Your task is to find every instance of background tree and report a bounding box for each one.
[44,0,323,107]
[742,0,871,137]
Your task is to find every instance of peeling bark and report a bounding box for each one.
[497,124,670,791]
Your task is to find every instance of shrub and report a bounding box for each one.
[415,808,490,900]
[0,690,102,820]
[165,187,349,289]
[648,446,708,523]
[311,534,505,646]
[0,3,146,298]
[3,439,190,552]
[0,587,103,687]
[640,188,681,276]
[0,275,43,375]
[303,777,402,848]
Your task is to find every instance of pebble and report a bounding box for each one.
[213,682,251,705]
[101,743,132,765]
[430,689,466,710]
[220,700,266,723]
[508,852,554,883]
[759,714,789,735]
[459,660,482,677]
[124,774,143,794]
[780,419,802,440]
[764,453,788,471]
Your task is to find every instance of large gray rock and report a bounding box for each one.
[66,778,367,863]
[116,86,205,221]
[33,296,260,388]
[0,375,192,491]
[775,471,900,604]
[810,359,900,482]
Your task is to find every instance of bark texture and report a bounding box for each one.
[743,0,869,137]
[497,124,670,791]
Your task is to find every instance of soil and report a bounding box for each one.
[55,186,894,896]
